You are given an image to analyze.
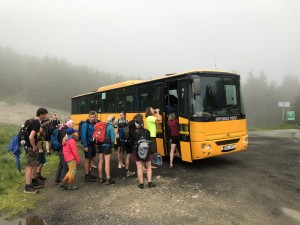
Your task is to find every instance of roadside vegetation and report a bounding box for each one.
[0,122,58,219]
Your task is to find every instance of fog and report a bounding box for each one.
[0,0,299,83]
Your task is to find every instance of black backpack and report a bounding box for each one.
[18,118,35,146]
[78,121,85,141]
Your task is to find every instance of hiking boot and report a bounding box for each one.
[148,182,156,188]
[105,178,115,185]
[89,172,97,179]
[36,177,45,185]
[24,185,39,194]
[37,174,46,181]
[85,174,96,182]
[54,179,60,185]
[138,183,144,189]
[126,170,136,177]
[67,185,79,191]
[99,177,106,183]
[32,179,44,189]
[59,182,67,189]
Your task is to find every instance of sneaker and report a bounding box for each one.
[148,182,156,188]
[24,185,39,194]
[36,177,45,185]
[138,183,144,189]
[85,174,96,182]
[32,180,44,189]
[126,170,136,177]
[99,177,106,183]
[105,178,115,185]
[67,185,79,191]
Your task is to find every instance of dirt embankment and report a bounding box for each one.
[0,101,69,125]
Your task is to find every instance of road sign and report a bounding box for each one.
[286,111,295,121]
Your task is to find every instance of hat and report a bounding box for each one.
[67,128,78,135]
[65,120,74,127]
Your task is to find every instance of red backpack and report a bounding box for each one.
[93,122,107,143]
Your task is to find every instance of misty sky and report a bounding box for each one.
[0,0,299,84]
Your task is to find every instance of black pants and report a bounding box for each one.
[55,151,68,182]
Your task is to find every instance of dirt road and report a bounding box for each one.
[26,129,300,225]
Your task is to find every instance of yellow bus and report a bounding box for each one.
[71,70,248,162]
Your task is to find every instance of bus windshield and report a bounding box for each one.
[192,76,244,117]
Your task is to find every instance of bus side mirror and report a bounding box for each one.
[193,78,201,95]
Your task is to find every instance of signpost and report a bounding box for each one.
[286,111,295,121]
[278,101,290,124]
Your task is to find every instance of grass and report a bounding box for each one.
[0,122,59,219]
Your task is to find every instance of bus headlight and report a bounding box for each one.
[243,138,248,144]
[206,145,211,150]
[201,144,205,149]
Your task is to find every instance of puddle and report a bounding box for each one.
[0,215,46,225]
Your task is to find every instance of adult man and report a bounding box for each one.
[24,107,48,194]
[81,111,98,182]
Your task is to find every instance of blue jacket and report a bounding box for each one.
[81,120,95,147]
[100,122,115,147]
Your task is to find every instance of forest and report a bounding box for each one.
[0,46,299,128]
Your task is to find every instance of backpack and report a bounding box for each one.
[135,129,150,159]
[18,118,35,146]
[51,129,61,150]
[78,120,85,141]
[8,135,21,155]
[93,121,107,143]
[137,139,150,159]
[117,119,129,142]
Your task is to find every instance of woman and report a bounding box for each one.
[145,107,161,167]
[115,111,135,177]
[98,115,116,185]
[132,117,156,189]
[167,112,179,168]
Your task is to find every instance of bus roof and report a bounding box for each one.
[72,69,237,98]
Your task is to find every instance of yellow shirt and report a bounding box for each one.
[146,116,157,138]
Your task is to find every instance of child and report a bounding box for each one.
[61,128,81,191]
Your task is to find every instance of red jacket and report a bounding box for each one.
[62,138,80,164]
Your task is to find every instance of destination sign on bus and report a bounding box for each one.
[216,116,238,121]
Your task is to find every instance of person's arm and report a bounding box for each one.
[71,139,81,165]
[155,109,162,122]
[29,130,38,151]
[110,125,115,147]
[81,123,88,147]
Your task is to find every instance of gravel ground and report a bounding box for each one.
[19,129,299,225]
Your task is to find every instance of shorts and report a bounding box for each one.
[116,138,127,147]
[170,136,179,145]
[84,145,96,159]
[26,147,39,167]
[150,137,157,154]
[133,151,151,163]
[98,145,112,155]
[38,152,46,164]
[118,143,132,154]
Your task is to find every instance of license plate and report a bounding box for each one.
[222,144,236,151]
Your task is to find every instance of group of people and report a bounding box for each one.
[23,106,180,194]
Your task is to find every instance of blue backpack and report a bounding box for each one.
[51,129,61,150]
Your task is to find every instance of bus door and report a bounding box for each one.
[154,83,165,156]
[163,81,179,157]
[178,79,193,162]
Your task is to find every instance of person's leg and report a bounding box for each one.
[136,161,144,184]
[145,160,156,188]
[55,152,63,183]
[118,146,125,168]
[104,154,111,179]
[25,166,33,185]
[91,156,97,169]
[98,153,104,180]
[46,141,50,154]
[170,143,176,167]
[37,152,46,180]
[67,160,77,186]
